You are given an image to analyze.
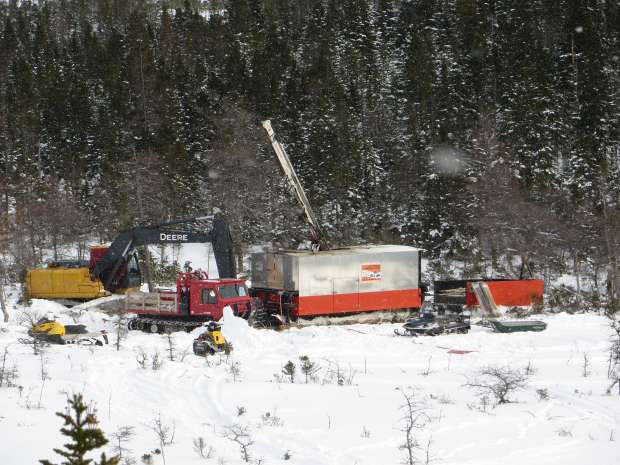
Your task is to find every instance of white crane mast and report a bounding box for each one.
[261,120,327,249]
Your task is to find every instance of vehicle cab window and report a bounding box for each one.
[201,288,217,304]
[218,284,247,299]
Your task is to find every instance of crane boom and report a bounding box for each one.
[261,120,327,249]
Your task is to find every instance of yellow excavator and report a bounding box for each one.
[26,256,109,300]
[26,215,236,302]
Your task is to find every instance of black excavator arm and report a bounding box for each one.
[91,215,236,293]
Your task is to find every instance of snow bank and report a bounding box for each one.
[219,306,266,350]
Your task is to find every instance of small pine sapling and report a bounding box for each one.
[39,393,120,465]
[299,355,319,383]
[111,307,129,351]
[112,426,135,465]
[151,351,163,371]
[282,361,295,383]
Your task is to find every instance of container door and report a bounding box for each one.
[266,254,284,289]
[332,278,359,313]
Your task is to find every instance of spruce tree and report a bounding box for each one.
[282,360,296,383]
[40,394,120,465]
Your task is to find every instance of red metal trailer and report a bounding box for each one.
[434,278,544,311]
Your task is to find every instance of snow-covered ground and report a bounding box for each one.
[0,292,619,465]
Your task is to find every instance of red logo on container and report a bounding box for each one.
[361,264,382,282]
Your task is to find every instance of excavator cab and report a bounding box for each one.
[124,253,142,290]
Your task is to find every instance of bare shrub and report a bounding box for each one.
[37,350,49,409]
[524,360,537,376]
[193,437,213,460]
[165,332,176,361]
[556,427,573,437]
[260,410,283,427]
[0,263,8,322]
[397,388,431,465]
[147,413,175,465]
[18,308,44,354]
[221,423,254,463]
[465,366,530,405]
[0,346,19,387]
[136,348,148,369]
[226,361,241,382]
[321,359,357,386]
[178,347,190,362]
[17,308,43,329]
[607,321,620,395]
[582,353,591,377]
[420,357,433,377]
[536,388,550,401]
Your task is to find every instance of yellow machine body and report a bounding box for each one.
[210,329,226,347]
[27,267,107,300]
[32,320,66,336]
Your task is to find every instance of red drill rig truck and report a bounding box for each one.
[126,270,253,333]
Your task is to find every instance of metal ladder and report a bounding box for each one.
[470,282,498,317]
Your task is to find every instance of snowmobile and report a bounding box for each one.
[192,321,232,356]
[20,318,109,346]
[394,312,470,337]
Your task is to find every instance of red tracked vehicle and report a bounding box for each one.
[126,271,253,332]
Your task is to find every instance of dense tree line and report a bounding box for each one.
[0,0,618,302]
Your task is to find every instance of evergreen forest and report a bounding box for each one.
[0,0,618,304]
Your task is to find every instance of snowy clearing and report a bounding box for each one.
[0,293,619,465]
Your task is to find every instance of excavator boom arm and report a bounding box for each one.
[92,215,236,292]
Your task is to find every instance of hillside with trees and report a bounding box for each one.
[0,0,618,305]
